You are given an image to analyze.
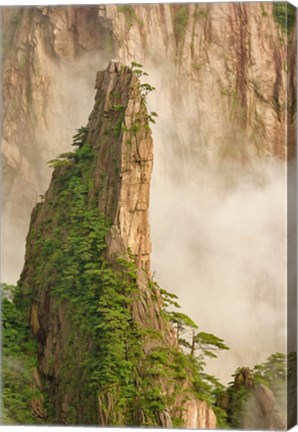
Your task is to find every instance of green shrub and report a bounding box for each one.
[173,5,189,43]
[260,3,268,17]
[273,2,296,34]
[118,5,143,27]
[1,285,40,424]
[10,15,21,26]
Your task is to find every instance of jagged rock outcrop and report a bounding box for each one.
[18,61,216,428]
[243,384,286,429]
[227,367,287,430]
[91,61,152,274]
[1,4,296,283]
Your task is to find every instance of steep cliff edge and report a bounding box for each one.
[16,61,216,427]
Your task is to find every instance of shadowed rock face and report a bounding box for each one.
[243,384,285,430]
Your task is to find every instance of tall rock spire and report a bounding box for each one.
[88,60,153,274]
[18,61,216,428]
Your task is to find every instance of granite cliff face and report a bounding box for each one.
[2,3,296,283]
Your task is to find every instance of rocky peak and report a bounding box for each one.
[87,60,153,275]
[243,384,286,429]
[17,61,216,428]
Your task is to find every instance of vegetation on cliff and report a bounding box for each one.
[1,62,292,429]
[17,128,227,424]
[1,283,42,424]
[273,2,296,34]
[2,63,226,427]
[2,279,289,428]
[225,352,293,428]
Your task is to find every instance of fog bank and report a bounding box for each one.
[148,69,287,383]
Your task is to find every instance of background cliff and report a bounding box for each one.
[2,1,296,387]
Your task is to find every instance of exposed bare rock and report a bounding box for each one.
[89,60,153,274]
[86,60,177,348]
[243,383,286,430]
[29,398,47,420]
[29,368,47,419]
[99,3,295,160]
[182,399,217,429]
